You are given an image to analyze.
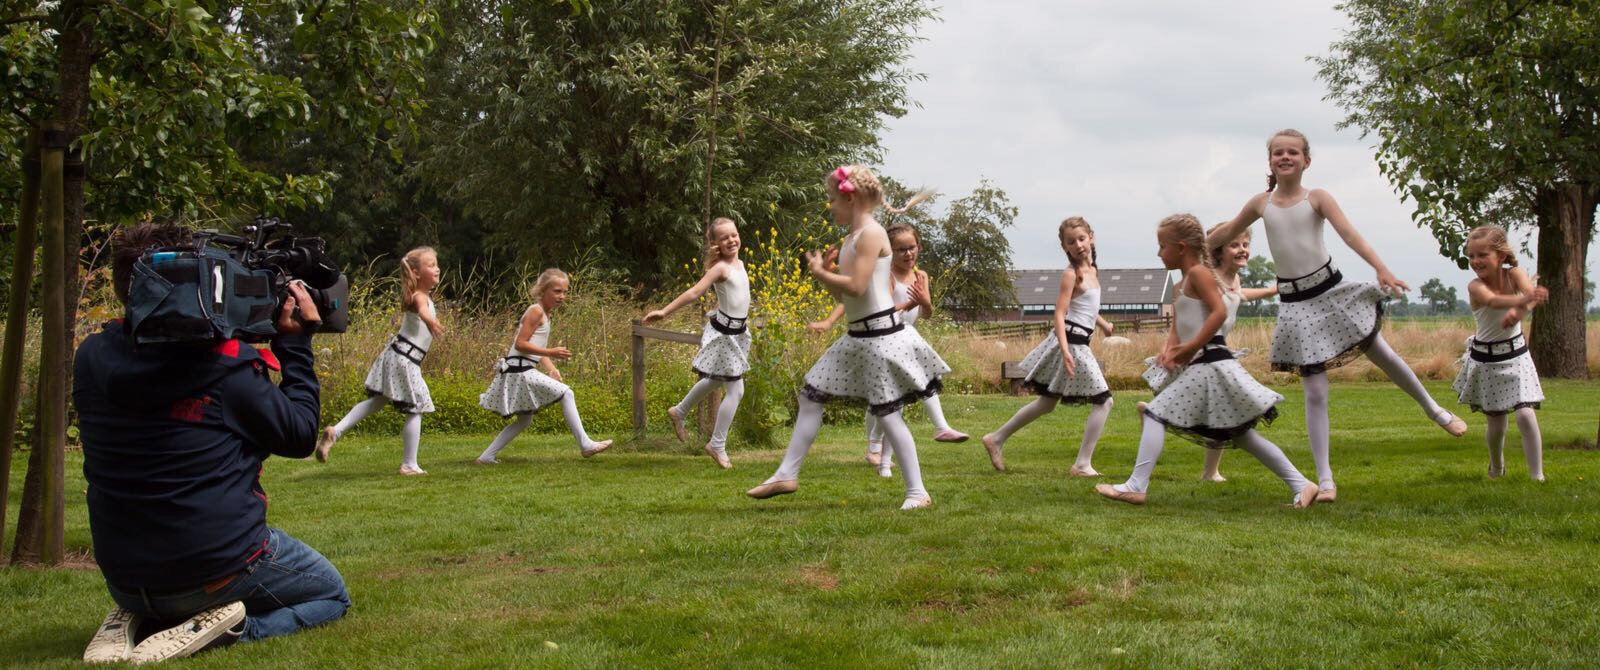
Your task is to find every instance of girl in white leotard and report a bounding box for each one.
[1208,128,1468,503]
[318,247,445,475]
[1454,226,1547,481]
[747,165,948,511]
[1098,214,1318,509]
[982,217,1117,477]
[809,224,969,478]
[476,268,613,463]
[643,217,752,469]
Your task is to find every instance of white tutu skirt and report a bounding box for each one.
[691,318,751,381]
[480,363,571,418]
[1452,350,1544,416]
[801,327,950,416]
[362,337,434,414]
[1143,355,1282,448]
[1017,331,1111,405]
[1271,280,1385,376]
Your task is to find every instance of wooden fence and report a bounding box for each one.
[630,319,721,439]
[970,315,1173,341]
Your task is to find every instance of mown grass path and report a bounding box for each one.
[6,381,1599,668]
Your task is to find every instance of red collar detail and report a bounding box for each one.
[255,347,281,371]
[211,339,242,358]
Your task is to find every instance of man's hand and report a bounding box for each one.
[276,281,322,335]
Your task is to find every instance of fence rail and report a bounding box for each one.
[969,315,1173,340]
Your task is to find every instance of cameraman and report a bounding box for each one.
[74,223,349,663]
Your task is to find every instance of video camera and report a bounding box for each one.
[125,217,350,345]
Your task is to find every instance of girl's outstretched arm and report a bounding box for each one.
[1240,285,1278,301]
[1055,267,1080,377]
[1207,193,1268,253]
[808,303,846,333]
[512,305,572,361]
[415,291,445,337]
[1313,189,1408,293]
[644,262,727,324]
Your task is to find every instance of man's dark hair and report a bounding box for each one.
[111,223,192,303]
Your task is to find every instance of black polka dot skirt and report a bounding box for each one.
[480,367,571,418]
[363,337,434,413]
[1017,331,1110,405]
[1144,355,1282,448]
[691,318,751,381]
[801,328,951,416]
[1270,280,1385,376]
[1452,348,1544,416]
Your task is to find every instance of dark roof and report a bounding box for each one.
[1010,268,1174,306]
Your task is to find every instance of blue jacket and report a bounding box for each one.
[73,323,320,590]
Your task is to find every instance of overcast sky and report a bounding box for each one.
[878,0,1598,302]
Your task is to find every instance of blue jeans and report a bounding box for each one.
[106,528,351,642]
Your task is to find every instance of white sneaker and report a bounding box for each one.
[83,607,142,663]
[128,601,245,664]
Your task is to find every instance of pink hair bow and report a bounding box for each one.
[833,166,856,194]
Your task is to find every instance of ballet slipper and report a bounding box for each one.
[981,433,1005,471]
[1487,465,1505,480]
[398,465,427,476]
[704,442,732,470]
[1432,409,1468,437]
[933,429,970,443]
[1093,483,1145,505]
[666,406,688,442]
[877,464,893,478]
[1293,483,1319,509]
[475,457,500,465]
[900,496,933,511]
[314,427,336,463]
[865,444,882,467]
[581,440,614,458]
[746,479,798,499]
[1067,464,1101,478]
[1201,472,1227,482]
[1314,484,1337,503]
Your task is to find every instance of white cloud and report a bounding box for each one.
[880,0,1597,298]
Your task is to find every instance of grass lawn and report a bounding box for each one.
[5,381,1600,668]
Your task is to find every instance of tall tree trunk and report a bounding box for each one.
[0,132,42,560]
[1530,184,1596,379]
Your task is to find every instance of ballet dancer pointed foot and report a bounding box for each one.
[314,427,336,463]
[865,443,882,467]
[933,428,970,443]
[1431,408,1468,437]
[581,440,614,458]
[704,442,732,469]
[1293,483,1319,509]
[900,495,932,511]
[1094,483,1145,506]
[666,406,688,442]
[980,433,1005,471]
[1067,464,1101,478]
[746,479,798,499]
[1314,483,1337,503]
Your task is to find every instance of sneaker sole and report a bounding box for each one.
[128,601,245,664]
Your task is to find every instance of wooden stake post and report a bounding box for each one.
[631,320,721,440]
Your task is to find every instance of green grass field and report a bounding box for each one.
[5,381,1600,668]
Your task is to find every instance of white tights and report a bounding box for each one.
[1302,333,1450,488]
[673,378,746,453]
[477,391,601,461]
[1484,407,1543,480]
[988,395,1113,468]
[1117,416,1309,495]
[769,397,928,500]
[866,394,955,462]
[332,396,424,470]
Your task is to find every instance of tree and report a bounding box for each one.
[1317,0,1598,377]
[1419,277,1459,314]
[1238,255,1278,317]
[411,0,935,290]
[909,179,1017,314]
[1,0,436,564]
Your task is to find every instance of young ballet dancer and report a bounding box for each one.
[317,247,443,475]
[1208,128,1468,502]
[1097,214,1318,508]
[981,217,1115,475]
[1454,225,1548,480]
[747,165,949,510]
[476,268,613,463]
[642,217,751,469]
[1193,222,1279,483]
[808,223,968,478]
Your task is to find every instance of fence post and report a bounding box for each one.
[0,129,42,554]
[632,320,646,438]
